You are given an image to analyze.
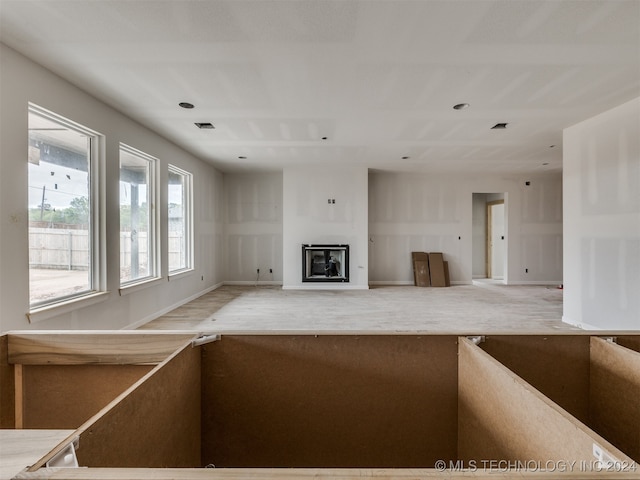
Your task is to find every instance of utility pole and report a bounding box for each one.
[40,185,46,221]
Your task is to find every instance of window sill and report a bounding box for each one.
[119,277,164,296]
[168,268,194,281]
[27,291,110,324]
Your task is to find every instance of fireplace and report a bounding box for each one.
[302,244,349,282]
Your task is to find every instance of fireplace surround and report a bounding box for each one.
[302,244,349,282]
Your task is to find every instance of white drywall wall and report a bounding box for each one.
[224,173,283,284]
[0,44,224,332]
[368,172,562,285]
[282,166,369,289]
[563,97,640,330]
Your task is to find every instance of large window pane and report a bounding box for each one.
[28,107,97,307]
[168,165,193,273]
[120,145,158,285]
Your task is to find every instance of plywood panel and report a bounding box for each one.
[480,335,590,423]
[590,337,640,462]
[0,429,73,480]
[201,335,459,468]
[429,253,446,287]
[69,343,201,468]
[21,364,152,429]
[458,337,632,464]
[19,466,640,480]
[8,332,196,365]
[0,335,15,428]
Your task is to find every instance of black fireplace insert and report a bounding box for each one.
[302,244,349,282]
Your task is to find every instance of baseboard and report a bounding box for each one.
[122,282,223,330]
[507,280,564,286]
[369,280,471,286]
[223,280,283,286]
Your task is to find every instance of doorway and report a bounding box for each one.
[472,193,506,281]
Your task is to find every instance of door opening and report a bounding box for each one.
[472,193,507,283]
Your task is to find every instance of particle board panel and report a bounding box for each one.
[479,335,590,423]
[70,343,201,469]
[617,336,640,354]
[201,335,459,468]
[20,364,153,429]
[590,337,640,462]
[27,342,201,471]
[457,337,632,465]
[8,332,197,365]
[0,335,15,428]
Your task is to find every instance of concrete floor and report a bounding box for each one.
[140,281,575,333]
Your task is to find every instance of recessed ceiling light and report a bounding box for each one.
[453,103,470,110]
[195,122,214,129]
[491,123,508,129]
[179,102,194,109]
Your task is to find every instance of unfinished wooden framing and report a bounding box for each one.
[1,331,639,480]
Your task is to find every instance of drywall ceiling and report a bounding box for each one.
[1,0,639,174]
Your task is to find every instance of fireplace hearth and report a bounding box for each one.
[302,244,349,282]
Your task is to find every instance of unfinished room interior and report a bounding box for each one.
[0,1,639,479]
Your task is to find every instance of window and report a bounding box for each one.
[119,144,159,286]
[28,105,102,308]
[168,165,193,274]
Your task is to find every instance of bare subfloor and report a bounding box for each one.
[140,281,574,333]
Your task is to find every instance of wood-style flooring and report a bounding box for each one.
[139,281,575,334]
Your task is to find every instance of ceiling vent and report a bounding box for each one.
[195,122,215,129]
[491,123,508,129]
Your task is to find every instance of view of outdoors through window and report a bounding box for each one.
[168,165,191,273]
[120,146,155,285]
[28,109,93,306]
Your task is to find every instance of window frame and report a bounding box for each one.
[118,143,161,289]
[167,164,194,276]
[27,103,106,314]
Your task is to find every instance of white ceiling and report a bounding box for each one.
[1,0,639,174]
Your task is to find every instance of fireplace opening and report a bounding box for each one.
[302,244,349,282]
